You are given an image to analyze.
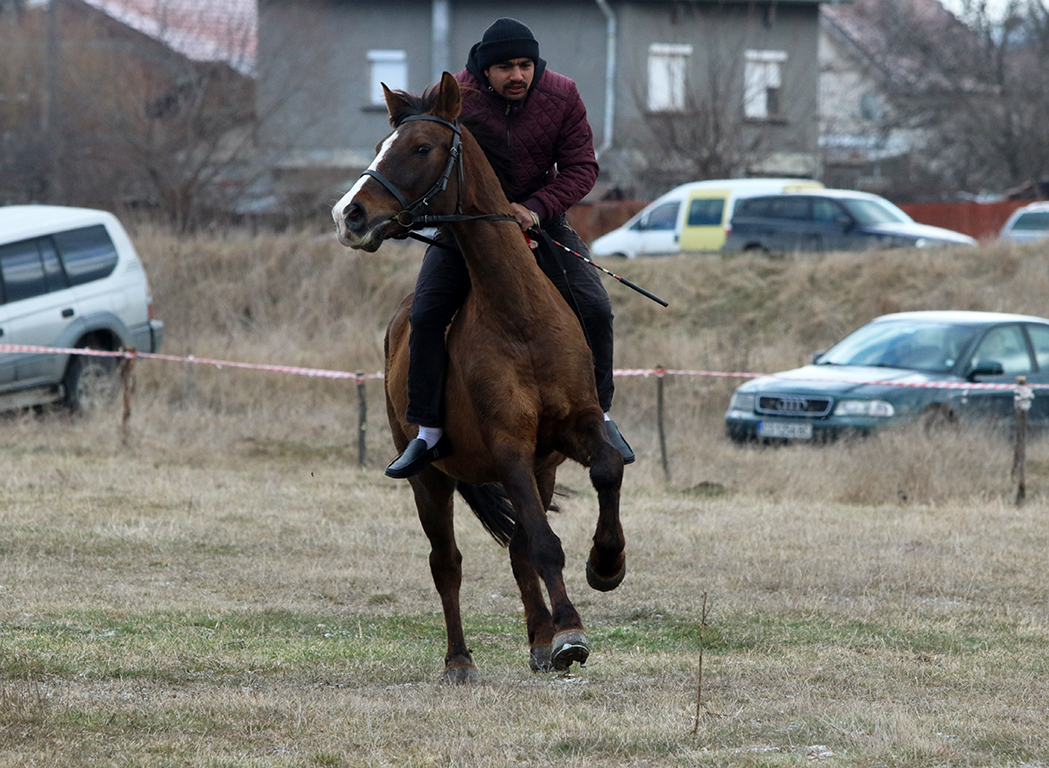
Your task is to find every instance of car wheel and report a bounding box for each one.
[63,352,119,415]
[921,405,957,435]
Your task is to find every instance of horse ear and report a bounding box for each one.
[433,72,462,120]
[383,83,411,121]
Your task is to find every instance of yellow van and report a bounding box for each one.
[590,178,824,258]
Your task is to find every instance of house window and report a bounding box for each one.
[367,50,407,105]
[647,43,692,112]
[744,49,787,119]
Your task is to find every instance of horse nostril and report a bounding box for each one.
[342,201,367,233]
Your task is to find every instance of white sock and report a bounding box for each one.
[417,426,443,449]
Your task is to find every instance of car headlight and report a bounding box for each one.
[728,392,756,412]
[833,399,895,417]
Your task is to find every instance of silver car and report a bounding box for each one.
[999,202,1049,244]
[0,205,164,412]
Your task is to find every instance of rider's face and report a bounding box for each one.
[485,58,535,100]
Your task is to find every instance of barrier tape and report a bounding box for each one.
[0,343,1041,391]
[0,343,383,383]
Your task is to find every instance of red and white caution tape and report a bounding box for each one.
[0,343,1040,391]
[0,344,382,382]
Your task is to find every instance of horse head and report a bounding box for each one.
[332,72,464,251]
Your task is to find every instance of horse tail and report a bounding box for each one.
[456,482,516,547]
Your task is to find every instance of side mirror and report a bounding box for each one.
[966,360,1005,381]
[812,350,826,364]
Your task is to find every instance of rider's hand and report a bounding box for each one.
[510,203,540,232]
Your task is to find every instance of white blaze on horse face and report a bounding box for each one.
[331,128,402,240]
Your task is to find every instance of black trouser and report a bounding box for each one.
[406,215,615,427]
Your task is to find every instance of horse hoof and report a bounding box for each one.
[442,664,479,685]
[530,644,553,672]
[586,557,626,592]
[551,630,589,671]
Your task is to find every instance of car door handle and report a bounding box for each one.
[62,308,74,318]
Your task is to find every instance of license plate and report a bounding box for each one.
[758,421,813,440]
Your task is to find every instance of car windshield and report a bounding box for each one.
[1011,211,1049,232]
[816,320,981,373]
[840,198,912,226]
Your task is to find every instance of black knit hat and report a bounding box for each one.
[474,18,540,72]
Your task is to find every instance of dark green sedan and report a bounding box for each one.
[725,311,1049,443]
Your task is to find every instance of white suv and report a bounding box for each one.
[0,205,163,412]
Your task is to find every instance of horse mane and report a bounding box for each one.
[388,85,514,198]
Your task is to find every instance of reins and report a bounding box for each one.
[361,112,668,308]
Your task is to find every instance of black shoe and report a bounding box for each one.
[605,420,635,464]
[385,435,453,478]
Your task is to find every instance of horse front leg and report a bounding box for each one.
[560,416,627,591]
[408,468,478,684]
[497,455,589,671]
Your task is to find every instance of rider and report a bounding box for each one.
[386,17,634,478]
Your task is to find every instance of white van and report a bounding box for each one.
[0,205,163,412]
[590,178,824,258]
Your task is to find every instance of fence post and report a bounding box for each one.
[356,373,367,467]
[1013,375,1032,506]
[656,366,669,479]
[120,349,136,446]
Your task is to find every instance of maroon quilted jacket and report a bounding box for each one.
[456,56,599,223]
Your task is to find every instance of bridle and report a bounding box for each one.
[358,114,516,233]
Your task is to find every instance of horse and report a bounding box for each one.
[331,72,626,684]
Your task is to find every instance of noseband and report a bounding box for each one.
[358,114,516,232]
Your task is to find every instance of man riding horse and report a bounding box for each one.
[386,17,635,478]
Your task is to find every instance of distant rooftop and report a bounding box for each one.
[81,0,256,75]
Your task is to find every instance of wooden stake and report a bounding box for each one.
[692,592,709,735]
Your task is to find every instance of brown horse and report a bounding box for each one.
[331,72,625,684]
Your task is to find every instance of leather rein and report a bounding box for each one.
[360,114,517,234]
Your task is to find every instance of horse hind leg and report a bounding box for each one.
[497,453,590,671]
[409,468,478,684]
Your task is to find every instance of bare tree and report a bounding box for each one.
[871,0,1049,197]
[0,0,261,229]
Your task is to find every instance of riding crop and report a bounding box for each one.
[530,228,669,307]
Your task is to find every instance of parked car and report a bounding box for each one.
[999,201,1049,244]
[722,189,976,254]
[725,310,1049,443]
[590,178,824,258]
[0,205,163,413]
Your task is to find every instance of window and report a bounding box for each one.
[744,49,786,119]
[0,239,48,304]
[1012,212,1049,231]
[813,199,846,224]
[766,197,810,220]
[643,201,680,231]
[1026,325,1049,371]
[367,50,407,106]
[53,225,118,286]
[687,198,724,227]
[971,325,1031,376]
[647,43,692,112]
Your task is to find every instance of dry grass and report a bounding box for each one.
[2,231,1049,766]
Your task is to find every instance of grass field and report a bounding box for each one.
[2,232,1049,766]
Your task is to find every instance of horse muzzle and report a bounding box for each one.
[333,201,401,252]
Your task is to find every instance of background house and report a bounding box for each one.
[0,0,255,226]
[256,0,832,214]
[818,0,977,201]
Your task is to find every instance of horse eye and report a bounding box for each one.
[416,145,432,156]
